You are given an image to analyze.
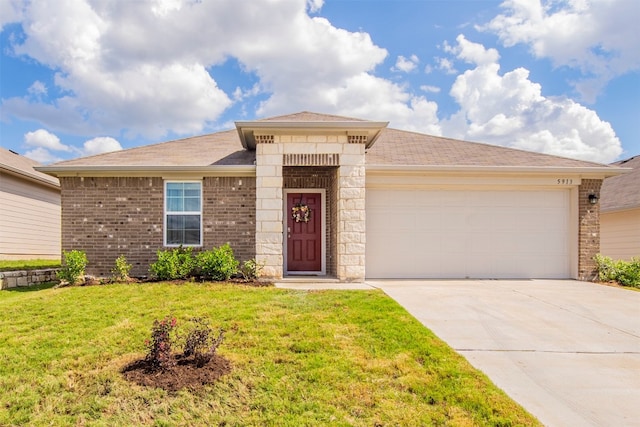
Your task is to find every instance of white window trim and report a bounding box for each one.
[163,180,203,247]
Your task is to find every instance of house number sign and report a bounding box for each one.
[556,178,574,185]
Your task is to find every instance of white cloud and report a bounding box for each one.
[24,129,71,152]
[436,57,457,74]
[447,34,500,66]
[81,137,123,156]
[480,0,640,101]
[306,0,324,13]
[2,0,445,142]
[0,0,23,31]
[27,80,47,97]
[420,85,440,93]
[393,54,419,73]
[23,147,63,164]
[1,0,624,164]
[440,35,622,163]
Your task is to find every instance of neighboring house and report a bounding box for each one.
[38,112,625,281]
[0,148,61,260]
[600,155,640,260]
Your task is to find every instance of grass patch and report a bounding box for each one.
[0,283,540,426]
[0,259,61,272]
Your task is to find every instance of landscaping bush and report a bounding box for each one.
[196,243,239,281]
[56,250,88,285]
[594,254,640,287]
[240,258,263,281]
[143,316,225,371]
[150,247,196,280]
[181,317,225,367]
[111,254,132,282]
[144,316,177,371]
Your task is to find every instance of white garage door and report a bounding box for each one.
[366,189,570,279]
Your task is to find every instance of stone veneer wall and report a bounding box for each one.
[284,167,338,277]
[578,179,603,281]
[337,142,366,281]
[60,176,255,277]
[0,269,59,290]
[255,134,367,281]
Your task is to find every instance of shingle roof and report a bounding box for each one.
[0,147,59,187]
[600,155,640,212]
[41,112,618,171]
[367,128,608,168]
[47,129,254,168]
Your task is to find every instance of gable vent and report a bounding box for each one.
[255,135,274,144]
[348,135,368,144]
[283,153,339,166]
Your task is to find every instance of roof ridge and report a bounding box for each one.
[256,111,368,122]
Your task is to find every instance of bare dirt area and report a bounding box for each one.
[122,353,232,392]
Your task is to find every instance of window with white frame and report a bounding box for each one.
[164,181,202,246]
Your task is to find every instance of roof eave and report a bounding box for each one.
[601,204,640,214]
[235,120,389,150]
[1,164,60,189]
[366,164,631,177]
[35,165,256,178]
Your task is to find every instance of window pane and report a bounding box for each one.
[166,197,182,212]
[166,214,200,245]
[165,182,201,245]
[184,229,200,245]
[183,197,200,212]
[183,182,200,191]
[166,229,183,245]
[166,182,201,213]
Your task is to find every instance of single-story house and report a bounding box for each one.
[0,148,61,260]
[38,112,626,281]
[600,155,640,260]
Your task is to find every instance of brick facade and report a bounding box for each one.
[60,176,255,277]
[578,179,603,281]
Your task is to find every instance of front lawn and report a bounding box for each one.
[0,283,540,426]
[0,259,61,272]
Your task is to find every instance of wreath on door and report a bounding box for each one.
[291,201,311,223]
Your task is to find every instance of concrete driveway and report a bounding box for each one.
[367,280,640,427]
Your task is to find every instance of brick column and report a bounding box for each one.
[578,179,603,281]
[255,136,284,279]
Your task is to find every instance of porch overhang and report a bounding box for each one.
[235,120,388,150]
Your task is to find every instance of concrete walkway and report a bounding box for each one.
[366,280,640,427]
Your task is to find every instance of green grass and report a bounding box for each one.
[0,259,61,272]
[0,283,540,426]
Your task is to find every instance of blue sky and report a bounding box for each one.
[1,0,638,165]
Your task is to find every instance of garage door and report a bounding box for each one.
[366,189,570,279]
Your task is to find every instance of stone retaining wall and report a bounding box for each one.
[0,269,59,290]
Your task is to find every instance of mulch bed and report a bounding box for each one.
[121,353,232,392]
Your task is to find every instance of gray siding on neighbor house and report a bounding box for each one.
[0,171,61,260]
[60,176,256,277]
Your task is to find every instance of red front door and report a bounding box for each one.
[287,192,322,272]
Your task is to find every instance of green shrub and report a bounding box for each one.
[240,258,263,280]
[150,247,196,280]
[56,250,88,285]
[196,243,239,281]
[594,254,640,287]
[617,258,640,287]
[111,254,132,282]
